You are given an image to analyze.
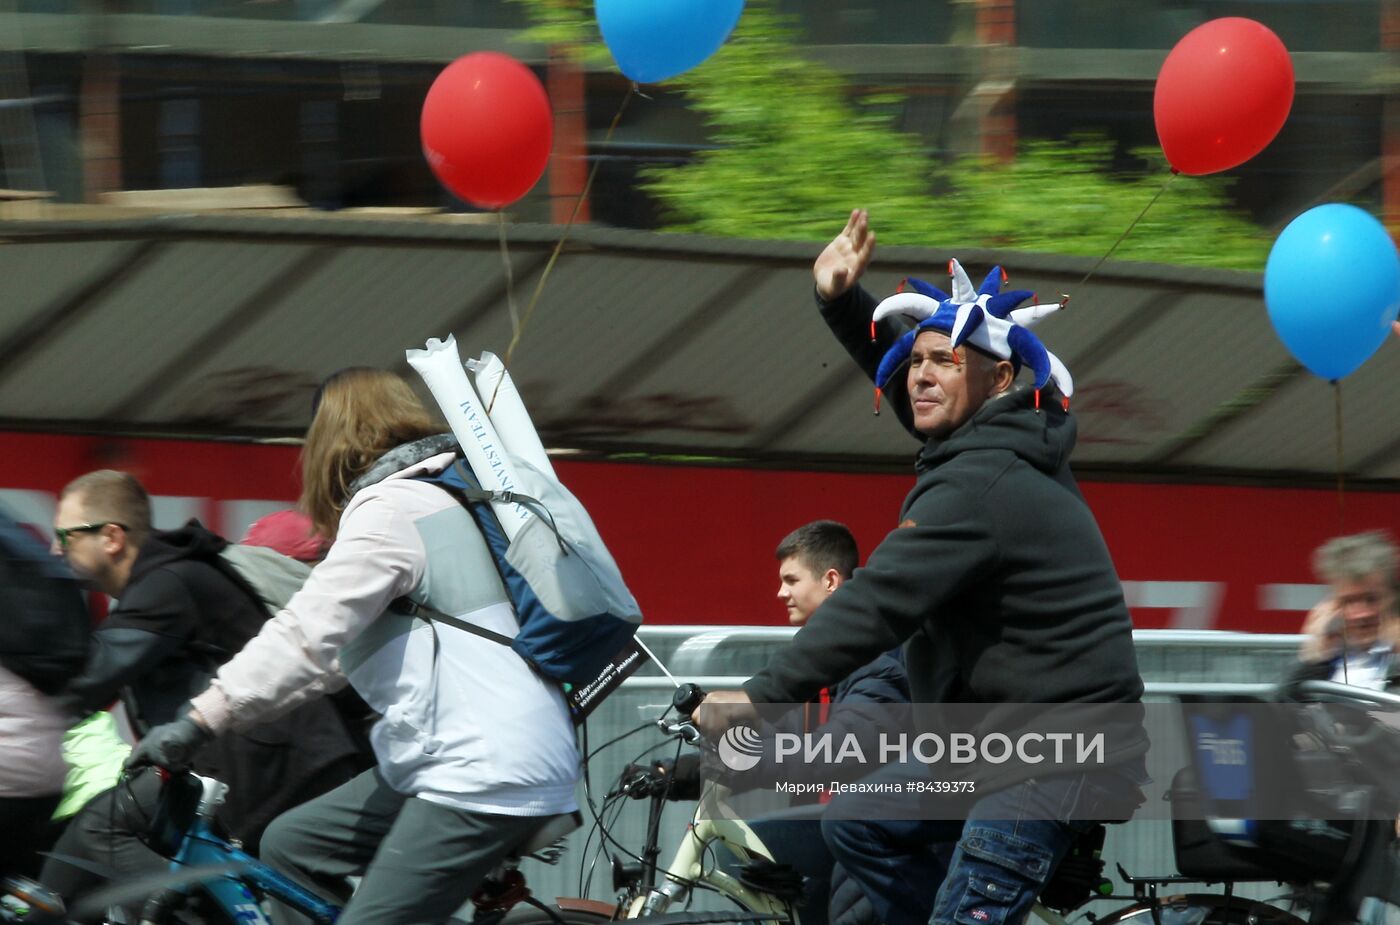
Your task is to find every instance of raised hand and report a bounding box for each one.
[814,208,876,301]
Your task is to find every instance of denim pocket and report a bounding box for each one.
[954,869,1024,925]
[950,827,1057,925]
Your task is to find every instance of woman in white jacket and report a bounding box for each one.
[129,368,581,925]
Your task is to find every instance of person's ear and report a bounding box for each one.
[992,359,1016,395]
[101,524,128,557]
[824,568,842,593]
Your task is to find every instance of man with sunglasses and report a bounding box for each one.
[48,470,267,730]
[41,470,368,911]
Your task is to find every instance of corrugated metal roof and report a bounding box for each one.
[0,211,1390,485]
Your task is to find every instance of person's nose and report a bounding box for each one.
[910,357,936,386]
[1346,599,1379,621]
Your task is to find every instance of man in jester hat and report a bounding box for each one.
[696,210,1148,925]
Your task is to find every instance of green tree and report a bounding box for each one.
[510,0,1270,270]
[935,136,1271,269]
[505,0,612,67]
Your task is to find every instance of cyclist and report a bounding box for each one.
[127,368,581,925]
[41,471,368,916]
[696,210,1148,925]
[764,521,909,925]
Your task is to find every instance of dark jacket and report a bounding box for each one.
[783,650,909,734]
[59,521,372,851]
[831,651,908,705]
[765,651,910,791]
[829,863,879,925]
[1284,651,1400,691]
[743,286,1147,785]
[60,523,266,727]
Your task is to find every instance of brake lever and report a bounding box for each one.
[657,718,704,745]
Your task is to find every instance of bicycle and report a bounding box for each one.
[1071,679,1400,925]
[13,765,583,925]
[27,679,1392,925]
[503,684,1319,925]
[494,682,801,925]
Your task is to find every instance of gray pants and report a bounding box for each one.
[260,767,552,925]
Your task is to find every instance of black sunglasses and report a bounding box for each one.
[55,522,125,550]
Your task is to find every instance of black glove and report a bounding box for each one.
[615,754,703,801]
[125,716,213,772]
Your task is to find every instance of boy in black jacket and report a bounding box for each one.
[762,521,908,925]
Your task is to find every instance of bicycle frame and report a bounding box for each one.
[148,773,560,925]
[617,785,795,922]
[595,685,1377,925]
[150,776,339,925]
[591,705,800,924]
[607,775,1284,925]
[610,788,1077,925]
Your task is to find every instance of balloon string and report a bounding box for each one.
[1074,170,1179,294]
[496,210,521,356]
[500,87,634,370]
[1334,379,1346,533]
[484,87,635,413]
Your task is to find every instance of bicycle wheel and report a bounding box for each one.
[1097,893,1308,925]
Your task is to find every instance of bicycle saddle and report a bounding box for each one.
[518,810,584,857]
[737,858,806,903]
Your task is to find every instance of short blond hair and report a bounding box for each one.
[60,470,152,548]
[300,368,440,539]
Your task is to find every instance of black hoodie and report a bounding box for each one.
[61,521,266,729]
[743,285,1147,781]
[59,520,373,851]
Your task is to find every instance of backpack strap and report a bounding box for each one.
[392,460,527,659]
[389,596,515,648]
[405,459,571,686]
[437,460,568,555]
[390,583,561,695]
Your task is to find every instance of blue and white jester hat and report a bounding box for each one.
[871,259,1073,412]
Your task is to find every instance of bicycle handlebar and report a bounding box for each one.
[602,682,715,801]
[1290,680,1400,708]
[672,682,707,717]
[658,719,704,745]
[662,682,708,746]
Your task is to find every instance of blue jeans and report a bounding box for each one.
[822,769,1135,925]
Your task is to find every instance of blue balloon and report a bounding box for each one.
[1265,203,1400,381]
[596,0,745,85]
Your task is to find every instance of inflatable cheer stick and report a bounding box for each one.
[468,351,557,480]
[407,336,531,541]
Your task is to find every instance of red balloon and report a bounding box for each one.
[421,52,553,209]
[1153,18,1294,176]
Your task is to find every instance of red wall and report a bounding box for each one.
[7,431,1395,633]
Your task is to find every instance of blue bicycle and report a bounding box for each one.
[37,768,578,925]
[128,770,339,925]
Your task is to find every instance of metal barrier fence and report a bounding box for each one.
[522,627,1308,913]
